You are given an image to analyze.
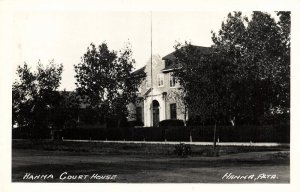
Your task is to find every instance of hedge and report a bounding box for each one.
[12,124,290,143]
[12,126,51,139]
[159,120,184,127]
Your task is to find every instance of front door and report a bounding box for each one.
[152,100,160,127]
[153,107,160,127]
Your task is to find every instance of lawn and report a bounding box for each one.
[12,145,289,183]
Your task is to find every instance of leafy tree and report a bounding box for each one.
[12,60,63,138]
[173,11,290,146]
[212,11,290,124]
[174,11,289,126]
[276,11,290,115]
[74,42,143,128]
[13,63,36,128]
[49,91,80,132]
[173,43,234,148]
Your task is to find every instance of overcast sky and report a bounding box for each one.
[12,11,276,91]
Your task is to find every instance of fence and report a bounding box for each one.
[13,124,290,143]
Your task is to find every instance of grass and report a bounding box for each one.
[12,139,289,156]
[12,140,290,183]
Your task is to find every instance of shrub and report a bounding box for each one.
[165,126,190,141]
[159,119,184,127]
[12,126,51,139]
[128,120,144,127]
[133,127,165,141]
[174,143,192,157]
[107,116,129,128]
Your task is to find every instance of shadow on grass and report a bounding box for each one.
[12,152,289,183]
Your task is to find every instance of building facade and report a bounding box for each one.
[128,54,187,127]
[128,46,211,127]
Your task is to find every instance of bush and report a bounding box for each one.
[133,127,165,141]
[62,126,134,141]
[107,116,129,128]
[189,126,214,141]
[186,116,202,126]
[13,123,289,143]
[174,143,192,157]
[62,127,107,140]
[128,120,144,127]
[159,119,184,127]
[12,126,51,139]
[165,126,190,141]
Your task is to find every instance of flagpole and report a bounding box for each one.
[150,11,153,127]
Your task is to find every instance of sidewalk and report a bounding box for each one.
[62,139,290,147]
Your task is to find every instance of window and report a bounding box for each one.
[170,103,177,119]
[157,74,164,87]
[136,107,142,122]
[146,77,150,88]
[165,59,173,67]
[169,73,176,87]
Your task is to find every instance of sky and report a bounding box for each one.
[12,11,276,91]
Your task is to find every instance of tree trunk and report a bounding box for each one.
[184,105,187,126]
[213,120,217,150]
[189,130,193,142]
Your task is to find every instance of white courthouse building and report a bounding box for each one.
[128,46,211,127]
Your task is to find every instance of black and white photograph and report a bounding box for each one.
[1,0,299,191]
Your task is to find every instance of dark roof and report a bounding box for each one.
[131,66,146,77]
[162,45,211,60]
[161,45,211,71]
[131,45,212,74]
[161,62,177,72]
[162,52,176,61]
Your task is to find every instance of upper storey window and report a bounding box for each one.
[165,59,173,67]
[157,74,164,87]
[169,72,176,88]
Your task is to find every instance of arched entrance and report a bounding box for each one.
[152,100,160,127]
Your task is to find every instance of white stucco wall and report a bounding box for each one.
[129,54,187,127]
